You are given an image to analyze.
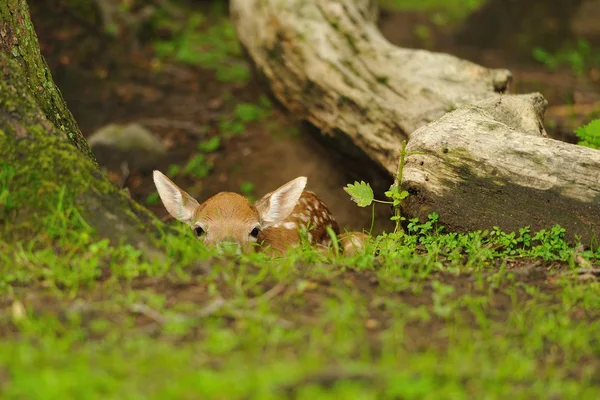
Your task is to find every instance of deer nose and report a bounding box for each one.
[215,239,242,257]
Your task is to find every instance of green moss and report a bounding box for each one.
[0,0,97,164]
[0,53,165,248]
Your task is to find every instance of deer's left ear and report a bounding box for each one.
[255,176,307,228]
[153,170,200,225]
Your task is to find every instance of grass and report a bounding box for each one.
[1,184,600,398]
[532,39,600,77]
[151,2,249,83]
[378,0,485,22]
[6,1,600,397]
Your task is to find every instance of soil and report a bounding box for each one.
[29,2,600,234]
[12,3,600,383]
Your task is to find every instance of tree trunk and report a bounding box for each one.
[230,0,512,175]
[455,0,585,55]
[0,0,165,251]
[402,93,600,245]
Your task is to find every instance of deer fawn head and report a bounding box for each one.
[153,170,307,255]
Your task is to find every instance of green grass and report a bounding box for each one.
[533,39,600,77]
[378,0,484,22]
[1,186,600,398]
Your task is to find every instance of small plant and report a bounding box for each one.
[574,119,600,150]
[378,0,484,22]
[532,40,600,77]
[344,140,420,233]
[182,154,212,179]
[0,164,18,221]
[165,137,221,181]
[197,136,221,153]
[145,192,160,206]
[239,181,255,201]
[151,9,249,83]
[219,97,272,137]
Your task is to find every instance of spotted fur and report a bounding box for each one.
[258,191,340,253]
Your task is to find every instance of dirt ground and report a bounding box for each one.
[30,1,600,236]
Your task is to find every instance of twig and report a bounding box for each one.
[246,282,287,307]
[129,303,168,324]
[228,309,293,329]
[195,297,226,318]
[119,161,130,189]
[160,213,174,222]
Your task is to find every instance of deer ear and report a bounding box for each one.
[255,176,307,228]
[153,170,200,225]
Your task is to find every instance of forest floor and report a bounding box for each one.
[1,0,600,398]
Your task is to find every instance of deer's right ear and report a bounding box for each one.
[255,176,307,228]
[153,170,200,225]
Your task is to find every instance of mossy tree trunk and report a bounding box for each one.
[0,0,96,163]
[0,0,165,250]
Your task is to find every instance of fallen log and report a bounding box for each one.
[230,0,512,175]
[402,93,600,245]
[231,0,600,242]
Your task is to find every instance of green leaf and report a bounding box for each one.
[234,103,266,123]
[343,181,374,207]
[198,136,221,153]
[239,181,255,195]
[575,119,600,150]
[167,164,181,177]
[145,192,160,205]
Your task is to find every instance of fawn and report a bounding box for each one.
[153,170,367,256]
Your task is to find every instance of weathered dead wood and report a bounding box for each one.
[230,0,512,175]
[231,0,600,242]
[402,93,600,244]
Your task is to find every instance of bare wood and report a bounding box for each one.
[402,93,600,244]
[230,0,512,175]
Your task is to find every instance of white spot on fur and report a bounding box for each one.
[307,232,313,242]
[283,222,297,230]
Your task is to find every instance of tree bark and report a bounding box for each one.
[0,0,166,251]
[402,93,600,245]
[230,0,512,176]
[0,0,97,163]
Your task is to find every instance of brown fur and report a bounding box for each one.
[258,191,340,254]
[192,192,262,253]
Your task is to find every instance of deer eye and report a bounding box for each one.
[250,227,261,238]
[194,226,205,237]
